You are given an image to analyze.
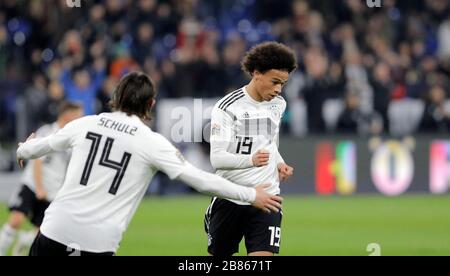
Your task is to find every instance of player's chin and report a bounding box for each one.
[265,94,275,101]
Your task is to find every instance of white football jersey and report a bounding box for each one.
[210,86,286,205]
[21,123,69,201]
[40,112,188,253]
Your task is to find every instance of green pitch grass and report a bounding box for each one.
[1,195,449,256]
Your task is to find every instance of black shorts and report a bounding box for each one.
[204,197,282,256]
[29,232,115,256]
[8,185,50,227]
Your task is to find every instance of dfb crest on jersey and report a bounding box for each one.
[269,105,281,119]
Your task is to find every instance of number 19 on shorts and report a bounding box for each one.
[268,226,281,247]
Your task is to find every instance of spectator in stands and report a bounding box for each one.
[0,25,10,77]
[336,90,361,134]
[336,89,383,135]
[302,47,344,133]
[369,62,392,132]
[2,0,450,144]
[60,58,106,115]
[419,85,450,133]
[23,73,49,135]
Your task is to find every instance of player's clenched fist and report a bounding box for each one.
[252,149,270,167]
[278,163,294,182]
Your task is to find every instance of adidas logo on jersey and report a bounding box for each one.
[242,112,250,119]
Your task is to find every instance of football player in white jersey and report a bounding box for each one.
[205,42,296,256]
[16,72,283,256]
[0,103,83,256]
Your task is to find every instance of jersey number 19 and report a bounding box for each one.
[236,136,253,155]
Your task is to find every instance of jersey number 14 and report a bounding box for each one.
[80,132,132,195]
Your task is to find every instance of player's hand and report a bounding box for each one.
[278,163,294,182]
[252,184,283,214]
[17,133,36,168]
[252,150,270,167]
[35,188,48,201]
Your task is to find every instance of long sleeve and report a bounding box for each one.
[275,100,288,165]
[17,118,83,161]
[17,136,54,160]
[274,134,285,165]
[177,163,256,203]
[275,150,285,165]
[209,108,253,170]
[147,132,256,203]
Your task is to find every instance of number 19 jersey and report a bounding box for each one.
[210,86,286,205]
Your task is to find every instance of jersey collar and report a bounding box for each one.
[111,111,144,124]
[243,86,263,105]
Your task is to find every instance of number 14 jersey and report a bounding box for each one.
[40,112,188,253]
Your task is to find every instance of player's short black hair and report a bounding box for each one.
[58,101,83,116]
[241,42,297,76]
[109,72,156,120]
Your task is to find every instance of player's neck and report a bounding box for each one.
[57,119,64,129]
[245,81,263,102]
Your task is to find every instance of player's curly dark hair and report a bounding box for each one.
[241,42,297,76]
[109,72,156,120]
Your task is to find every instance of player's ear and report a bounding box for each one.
[149,99,156,110]
[253,70,262,81]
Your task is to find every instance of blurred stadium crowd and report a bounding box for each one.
[1,0,450,144]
